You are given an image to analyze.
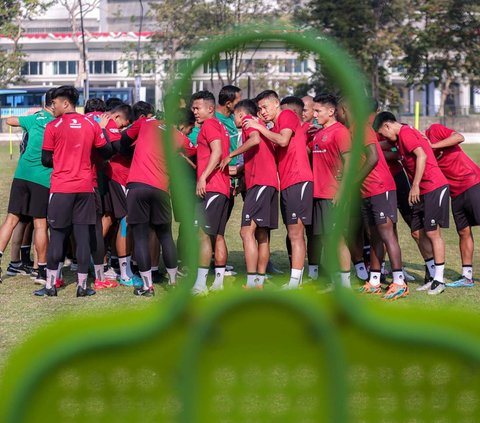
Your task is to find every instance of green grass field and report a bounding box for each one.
[1,142,480,371]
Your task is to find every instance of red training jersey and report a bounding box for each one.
[361,127,396,198]
[425,123,480,198]
[43,112,106,193]
[310,121,351,199]
[196,118,230,197]
[104,118,131,186]
[273,109,313,190]
[241,115,278,190]
[397,125,448,195]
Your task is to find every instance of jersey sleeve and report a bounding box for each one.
[18,114,37,131]
[400,127,422,154]
[427,123,456,144]
[42,121,56,151]
[363,127,377,147]
[203,120,222,144]
[94,122,107,148]
[106,119,121,142]
[277,110,298,133]
[337,126,352,154]
[242,115,260,140]
[125,118,142,140]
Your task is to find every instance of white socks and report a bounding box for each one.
[434,262,445,283]
[354,261,368,280]
[78,273,88,289]
[211,266,226,290]
[425,258,435,279]
[340,271,351,288]
[46,269,56,289]
[193,267,209,292]
[166,267,178,285]
[139,270,153,290]
[308,265,318,280]
[288,268,303,288]
[119,255,134,280]
[57,262,64,280]
[462,265,473,280]
[94,264,105,281]
[369,270,381,287]
[392,269,405,285]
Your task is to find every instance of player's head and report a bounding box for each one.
[336,97,349,126]
[51,85,79,116]
[132,101,155,121]
[255,90,280,123]
[105,97,124,111]
[313,93,338,126]
[233,99,258,128]
[110,104,132,129]
[373,111,399,140]
[302,95,314,123]
[175,108,196,135]
[44,88,56,109]
[280,96,304,120]
[190,90,215,124]
[218,85,242,113]
[84,98,106,113]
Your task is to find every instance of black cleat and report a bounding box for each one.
[134,287,155,297]
[76,285,96,297]
[6,262,33,276]
[152,270,168,284]
[34,286,57,297]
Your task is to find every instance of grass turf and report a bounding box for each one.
[1,142,480,371]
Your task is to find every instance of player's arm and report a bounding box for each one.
[333,151,351,206]
[408,146,427,205]
[430,132,464,149]
[243,119,292,147]
[196,139,222,198]
[94,125,114,160]
[356,144,379,183]
[99,114,121,153]
[41,150,53,168]
[6,117,20,127]
[41,122,54,167]
[219,131,261,171]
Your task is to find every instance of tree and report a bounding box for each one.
[398,0,480,116]
[296,0,407,104]
[0,0,50,87]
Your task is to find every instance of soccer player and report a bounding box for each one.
[337,99,407,299]
[220,99,278,289]
[425,123,480,288]
[310,94,352,288]
[373,112,450,295]
[35,85,113,297]
[121,103,179,296]
[190,91,231,295]
[0,87,56,284]
[244,90,313,289]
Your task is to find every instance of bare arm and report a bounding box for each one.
[356,144,379,184]
[333,151,351,206]
[243,119,292,147]
[6,117,20,127]
[196,139,222,198]
[430,132,464,149]
[219,131,261,171]
[408,146,427,205]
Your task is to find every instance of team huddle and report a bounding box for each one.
[0,84,478,299]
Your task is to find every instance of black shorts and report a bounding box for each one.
[312,198,334,235]
[411,185,450,232]
[452,183,480,231]
[394,170,412,219]
[126,183,172,225]
[48,192,96,228]
[195,192,229,236]
[94,188,103,216]
[241,185,278,229]
[8,178,49,218]
[280,181,313,226]
[362,190,398,227]
[102,179,127,219]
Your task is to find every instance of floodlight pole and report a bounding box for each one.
[135,0,144,102]
[79,0,89,101]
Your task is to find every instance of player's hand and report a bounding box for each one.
[196,176,207,198]
[243,118,261,131]
[219,155,232,171]
[99,113,110,129]
[307,125,320,140]
[408,184,420,206]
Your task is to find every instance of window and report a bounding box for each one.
[127,60,155,74]
[89,60,118,74]
[279,59,309,74]
[21,61,43,75]
[53,61,78,75]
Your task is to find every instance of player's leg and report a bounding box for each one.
[192,228,213,294]
[20,220,34,267]
[91,213,118,289]
[255,228,270,288]
[241,220,259,288]
[154,223,178,286]
[7,221,28,276]
[130,222,153,292]
[286,220,306,288]
[116,219,138,285]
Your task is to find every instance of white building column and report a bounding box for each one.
[458,81,470,115]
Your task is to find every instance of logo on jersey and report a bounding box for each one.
[321,135,328,142]
[70,118,81,129]
[245,214,250,221]
[380,212,385,218]
[431,219,436,225]
[292,213,297,219]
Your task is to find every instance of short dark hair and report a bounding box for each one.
[44,88,56,108]
[105,97,124,111]
[313,93,338,108]
[372,111,397,131]
[255,90,279,103]
[52,85,79,106]
[190,90,216,106]
[175,108,196,126]
[111,104,133,122]
[218,85,241,106]
[234,99,258,116]
[84,98,106,113]
[132,101,155,121]
[280,96,305,109]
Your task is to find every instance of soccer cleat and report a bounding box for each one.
[94,278,119,290]
[34,286,57,297]
[118,276,143,287]
[224,264,237,277]
[445,277,474,288]
[359,282,382,295]
[152,270,168,284]
[70,261,78,272]
[266,261,284,275]
[55,279,65,289]
[383,283,409,300]
[35,267,47,285]
[192,286,209,296]
[281,283,301,290]
[242,284,263,290]
[134,287,155,297]
[177,267,189,278]
[30,268,39,280]
[403,268,416,282]
[428,280,445,295]
[416,278,433,291]
[103,266,118,279]
[6,263,32,276]
[209,283,224,292]
[76,285,96,297]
